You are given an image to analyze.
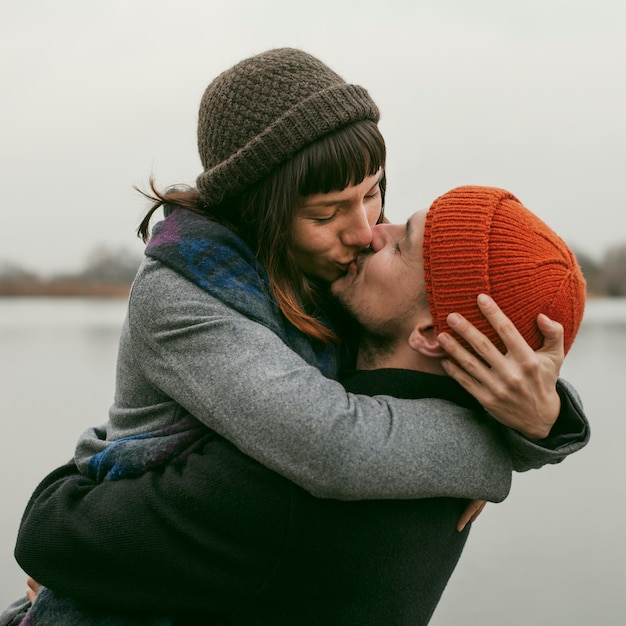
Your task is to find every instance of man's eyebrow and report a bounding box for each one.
[405,216,412,237]
[402,215,414,251]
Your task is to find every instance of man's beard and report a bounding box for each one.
[332,286,397,368]
[354,330,401,370]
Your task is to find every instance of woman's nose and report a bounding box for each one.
[343,207,374,248]
[370,223,395,251]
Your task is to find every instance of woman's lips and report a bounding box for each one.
[337,249,371,276]
[336,257,357,274]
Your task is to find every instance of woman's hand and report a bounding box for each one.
[457,499,487,532]
[437,294,564,440]
[26,577,41,604]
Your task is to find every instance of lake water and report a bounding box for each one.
[1,297,625,625]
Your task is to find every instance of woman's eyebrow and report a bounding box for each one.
[370,170,384,190]
[301,176,384,210]
[301,198,344,209]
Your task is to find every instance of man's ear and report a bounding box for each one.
[408,323,447,358]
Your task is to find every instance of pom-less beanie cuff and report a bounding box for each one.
[423,186,586,356]
[197,83,378,205]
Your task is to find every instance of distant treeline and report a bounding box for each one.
[0,246,142,298]
[573,243,626,297]
[1,242,625,298]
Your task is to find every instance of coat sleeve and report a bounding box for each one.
[123,262,513,501]
[15,440,294,613]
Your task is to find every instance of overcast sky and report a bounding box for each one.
[1,0,625,274]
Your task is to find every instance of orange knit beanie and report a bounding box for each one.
[423,186,586,356]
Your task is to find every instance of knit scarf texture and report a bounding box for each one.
[145,207,339,375]
[85,207,340,483]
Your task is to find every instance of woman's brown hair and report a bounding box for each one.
[137,120,386,345]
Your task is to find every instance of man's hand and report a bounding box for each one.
[457,499,487,532]
[438,294,563,440]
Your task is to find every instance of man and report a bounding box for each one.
[3,186,588,626]
[333,185,584,369]
[333,184,588,551]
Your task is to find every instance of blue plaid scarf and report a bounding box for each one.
[85,208,341,482]
[145,207,338,375]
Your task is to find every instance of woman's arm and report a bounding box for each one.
[122,262,513,501]
[504,378,589,471]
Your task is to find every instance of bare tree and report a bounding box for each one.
[601,244,626,297]
[572,249,604,296]
[0,261,38,282]
[80,246,143,284]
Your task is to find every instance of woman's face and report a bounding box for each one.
[291,171,384,282]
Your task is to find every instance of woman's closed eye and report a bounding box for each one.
[312,212,337,223]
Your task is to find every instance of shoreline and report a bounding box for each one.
[0,281,131,298]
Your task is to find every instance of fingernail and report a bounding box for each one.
[447,313,460,326]
[477,293,491,306]
[538,313,554,326]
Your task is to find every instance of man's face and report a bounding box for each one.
[331,210,428,338]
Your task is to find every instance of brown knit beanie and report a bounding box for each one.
[423,186,586,356]
[195,48,380,206]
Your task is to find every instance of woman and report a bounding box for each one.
[4,48,588,624]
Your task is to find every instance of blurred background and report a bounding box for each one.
[1,1,625,624]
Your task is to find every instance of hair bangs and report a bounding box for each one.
[296,120,385,196]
